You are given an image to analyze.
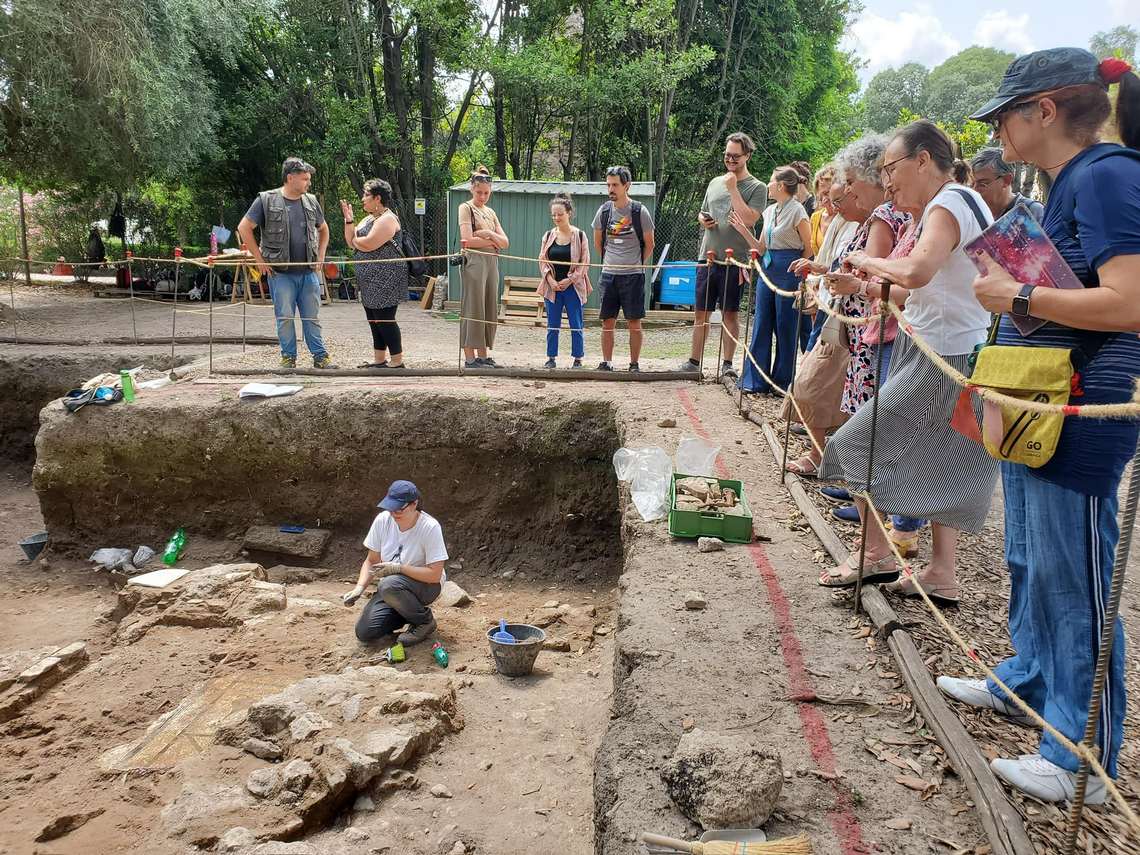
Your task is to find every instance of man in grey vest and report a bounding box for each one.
[238,157,335,368]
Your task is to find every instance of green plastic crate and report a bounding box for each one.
[668,473,754,543]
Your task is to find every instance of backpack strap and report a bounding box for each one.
[599,201,612,255]
[948,187,990,231]
[629,200,646,258]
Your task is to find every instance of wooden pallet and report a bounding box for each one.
[498,276,546,326]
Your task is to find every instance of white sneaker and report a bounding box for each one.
[991,753,1107,805]
[936,676,1037,727]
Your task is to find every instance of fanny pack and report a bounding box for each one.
[951,326,1114,468]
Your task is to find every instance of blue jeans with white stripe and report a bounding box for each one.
[988,462,1125,777]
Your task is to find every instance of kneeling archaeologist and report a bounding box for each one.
[344,480,448,646]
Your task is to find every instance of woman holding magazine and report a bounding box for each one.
[936,48,1140,805]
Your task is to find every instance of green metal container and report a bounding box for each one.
[445,179,657,310]
[668,473,754,544]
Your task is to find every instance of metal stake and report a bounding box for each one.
[126,253,138,344]
[1063,444,1140,853]
[778,280,807,483]
[737,260,757,417]
[854,282,890,614]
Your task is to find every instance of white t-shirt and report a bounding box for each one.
[902,185,993,356]
[363,510,449,582]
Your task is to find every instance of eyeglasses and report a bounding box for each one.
[989,98,1042,132]
[829,187,850,206]
[971,177,1000,191]
[723,152,747,162]
[879,154,913,181]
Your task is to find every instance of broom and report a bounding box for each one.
[640,832,812,854]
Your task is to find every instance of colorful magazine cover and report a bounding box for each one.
[963,202,1083,336]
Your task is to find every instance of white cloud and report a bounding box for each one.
[1108,0,1136,20]
[843,3,961,79]
[973,11,1035,56]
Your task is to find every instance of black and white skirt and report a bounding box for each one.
[818,334,998,532]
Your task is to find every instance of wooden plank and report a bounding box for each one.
[889,632,1034,855]
[214,366,700,381]
[418,277,435,310]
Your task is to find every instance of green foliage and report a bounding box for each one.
[1090,26,1138,63]
[862,63,929,132]
[923,46,1014,126]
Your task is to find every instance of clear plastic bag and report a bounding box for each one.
[675,436,720,477]
[613,446,674,521]
[89,548,135,572]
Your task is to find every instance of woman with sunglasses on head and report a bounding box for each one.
[937,49,1140,805]
[537,193,592,368]
[458,165,510,368]
[341,179,407,368]
[817,120,999,602]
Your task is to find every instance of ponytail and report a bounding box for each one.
[1116,70,1140,150]
[952,160,971,184]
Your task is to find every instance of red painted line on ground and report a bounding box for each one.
[675,388,870,855]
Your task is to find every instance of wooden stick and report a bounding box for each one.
[641,832,694,852]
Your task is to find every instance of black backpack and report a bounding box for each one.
[599,199,646,257]
[398,230,427,278]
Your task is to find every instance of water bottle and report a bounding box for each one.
[162,527,186,566]
[210,230,219,256]
[431,642,449,668]
[119,369,135,402]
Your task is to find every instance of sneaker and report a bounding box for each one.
[544,358,557,369]
[819,485,852,503]
[313,354,338,369]
[936,676,1037,727]
[679,359,700,373]
[397,617,437,647]
[720,361,738,379]
[831,504,860,523]
[790,424,809,436]
[628,362,640,373]
[596,362,613,371]
[464,359,480,368]
[991,753,1106,804]
[572,359,583,369]
[280,355,297,369]
[477,357,502,368]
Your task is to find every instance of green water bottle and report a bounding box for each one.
[162,527,186,566]
[431,642,449,668]
[119,370,136,402]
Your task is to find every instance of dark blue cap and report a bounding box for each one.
[970,48,1106,122]
[378,480,419,510]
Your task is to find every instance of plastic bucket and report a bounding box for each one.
[18,531,48,561]
[486,623,546,677]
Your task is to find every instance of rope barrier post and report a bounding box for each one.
[171,247,182,365]
[6,268,15,342]
[854,282,890,614]
[738,250,759,416]
[715,249,732,380]
[207,253,215,375]
[458,240,467,371]
[1063,444,1140,853]
[17,186,31,291]
[126,251,138,344]
[778,278,807,483]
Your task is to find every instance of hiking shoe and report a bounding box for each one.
[720,361,738,379]
[464,359,480,368]
[596,362,613,371]
[628,362,640,373]
[544,358,557,369]
[477,357,502,368]
[991,753,1106,804]
[936,677,1037,727]
[280,355,297,369]
[679,359,700,373]
[831,504,860,523]
[313,354,338,369]
[820,485,851,503]
[397,617,437,647]
[572,359,584,369]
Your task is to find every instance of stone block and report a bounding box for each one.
[242,526,332,563]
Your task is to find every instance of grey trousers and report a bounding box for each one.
[355,574,441,643]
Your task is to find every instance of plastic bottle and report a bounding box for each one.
[119,370,136,402]
[431,642,449,668]
[162,527,186,566]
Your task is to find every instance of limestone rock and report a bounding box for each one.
[267,565,337,584]
[246,767,281,799]
[437,581,471,608]
[242,738,283,761]
[663,729,782,828]
[345,827,370,843]
[280,759,315,794]
[684,592,708,610]
[697,537,725,553]
[657,418,677,428]
[430,783,453,799]
[219,827,257,851]
[242,525,332,563]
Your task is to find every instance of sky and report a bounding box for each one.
[843,0,1140,84]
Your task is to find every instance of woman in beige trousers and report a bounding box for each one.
[458,166,510,367]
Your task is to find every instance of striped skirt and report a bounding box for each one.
[818,335,998,532]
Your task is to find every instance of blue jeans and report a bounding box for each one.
[270,270,327,360]
[545,288,584,358]
[740,249,801,393]
[988,463,1126,776]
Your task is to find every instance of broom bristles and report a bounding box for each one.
[698,835,812,855]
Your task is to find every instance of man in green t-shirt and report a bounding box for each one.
[682,132,767,378]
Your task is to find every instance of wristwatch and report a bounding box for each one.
[1011,283,1036,318]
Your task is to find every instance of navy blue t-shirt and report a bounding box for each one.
[994,143,1140,496]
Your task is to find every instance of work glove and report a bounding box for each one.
[372,561,403,577]
[342,585,366,607]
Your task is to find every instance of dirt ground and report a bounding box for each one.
[1,281,1138,855]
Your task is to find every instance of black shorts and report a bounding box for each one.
[695,262,744,313]
[598,272,647,321]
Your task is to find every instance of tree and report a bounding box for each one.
[923,46,1014,127]
[861,63,929,132]
[1090,25,1138,63]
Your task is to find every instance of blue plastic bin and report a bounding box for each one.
[658,262,698,307]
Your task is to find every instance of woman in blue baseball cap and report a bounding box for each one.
[936,48,1140,805]
[342,480,450,647]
